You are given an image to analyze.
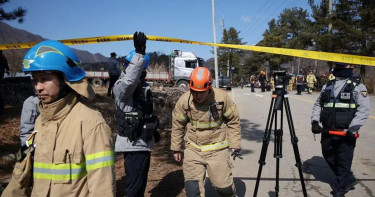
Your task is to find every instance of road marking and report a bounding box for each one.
[288,95,315,104]
[255,93,264,98]
[289,95,375,120]
[244,93,251,96]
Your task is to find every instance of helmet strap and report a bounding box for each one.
[55,72,72,100]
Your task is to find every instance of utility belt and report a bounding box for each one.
[118,111,159,142]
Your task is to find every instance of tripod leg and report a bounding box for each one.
[284,97,308,197]
[253,98,276,197]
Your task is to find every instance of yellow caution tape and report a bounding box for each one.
[1,34,375,67]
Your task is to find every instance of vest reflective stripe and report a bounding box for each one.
[33,162,86,181]
[191,119,223,129]
[190,139,229,152]
[85,151,114,171]
[224,105,235,117]
[175,112,187,122]
[323,102,356,108]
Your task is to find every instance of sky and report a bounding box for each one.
[3,0,311,61]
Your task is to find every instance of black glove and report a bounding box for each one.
[311,121,322,134]
[153,130,160,143]
[133,31,147,55]
[346,128,358,138]
[231,149,243,160]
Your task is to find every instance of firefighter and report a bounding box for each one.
[171,67,242,197]
[306,71,317,94]
[311,63,370,197]
[3,40,115,196]
[288,73,295,92]
[113,32,160,197]
[270,74,275,91]
[295,74,304,95]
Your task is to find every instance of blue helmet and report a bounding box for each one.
[23,40,86,82]
[144,54,150,69]
[124,50,150,69]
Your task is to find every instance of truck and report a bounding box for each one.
[86,70,109,86]
[146,50,205,89]
[84,50,204,89]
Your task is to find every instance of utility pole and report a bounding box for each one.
[220,18,230,77]
[212,0,219,88]
[328,0,333,32]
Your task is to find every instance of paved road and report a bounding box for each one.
[206,87,375,197]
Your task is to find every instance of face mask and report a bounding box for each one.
[333,68,353,78]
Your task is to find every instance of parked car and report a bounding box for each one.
[219,76,232,90]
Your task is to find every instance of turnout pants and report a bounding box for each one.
[183,148,235,197]
[321,133,357,195]
[123,151,151,197]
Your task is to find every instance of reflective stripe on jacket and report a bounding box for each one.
[31,93,115,197]
[311,78,370,132]
[171,88,241,152]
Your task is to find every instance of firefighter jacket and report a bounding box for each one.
[306,74,317,84]
[19,95,39,147]
[113,53,155,152]
[31,93,115,197]
[106,57,121,76]
[311,77,370,133]
[171,88,241,152]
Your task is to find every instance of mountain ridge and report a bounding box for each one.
[0,22,108,71]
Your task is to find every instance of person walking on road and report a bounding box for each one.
[258,71,266,92]
[3,40,116,197]
[0,50,10,80]
[296,74,304,95]
[113,32,160,197]
[311,62,370,197]
[306,71,317,94]
[171,67,242,197]
[107,52,121,97]
[250,75,256,92]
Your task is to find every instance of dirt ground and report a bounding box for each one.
[0,86,185,197]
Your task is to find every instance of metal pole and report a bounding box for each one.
[212,0,219,88]
[328,0,333,32]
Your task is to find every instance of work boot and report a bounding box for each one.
[330,191,345,197]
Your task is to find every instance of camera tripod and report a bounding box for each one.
[253,88,307,197]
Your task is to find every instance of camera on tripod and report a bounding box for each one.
[273,70,289,90]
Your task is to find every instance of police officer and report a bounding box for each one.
[258,71,266,92]
[0,50,10,79]
[311,63,370,197]
[107,52,121,97]
[113,32,159,197]
[171,67,242,197]
[295,74,304,95]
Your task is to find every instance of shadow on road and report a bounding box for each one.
[240,118,273,143]
[302,156,336,189]
[149,170,184,197]
[205,177,246,197]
